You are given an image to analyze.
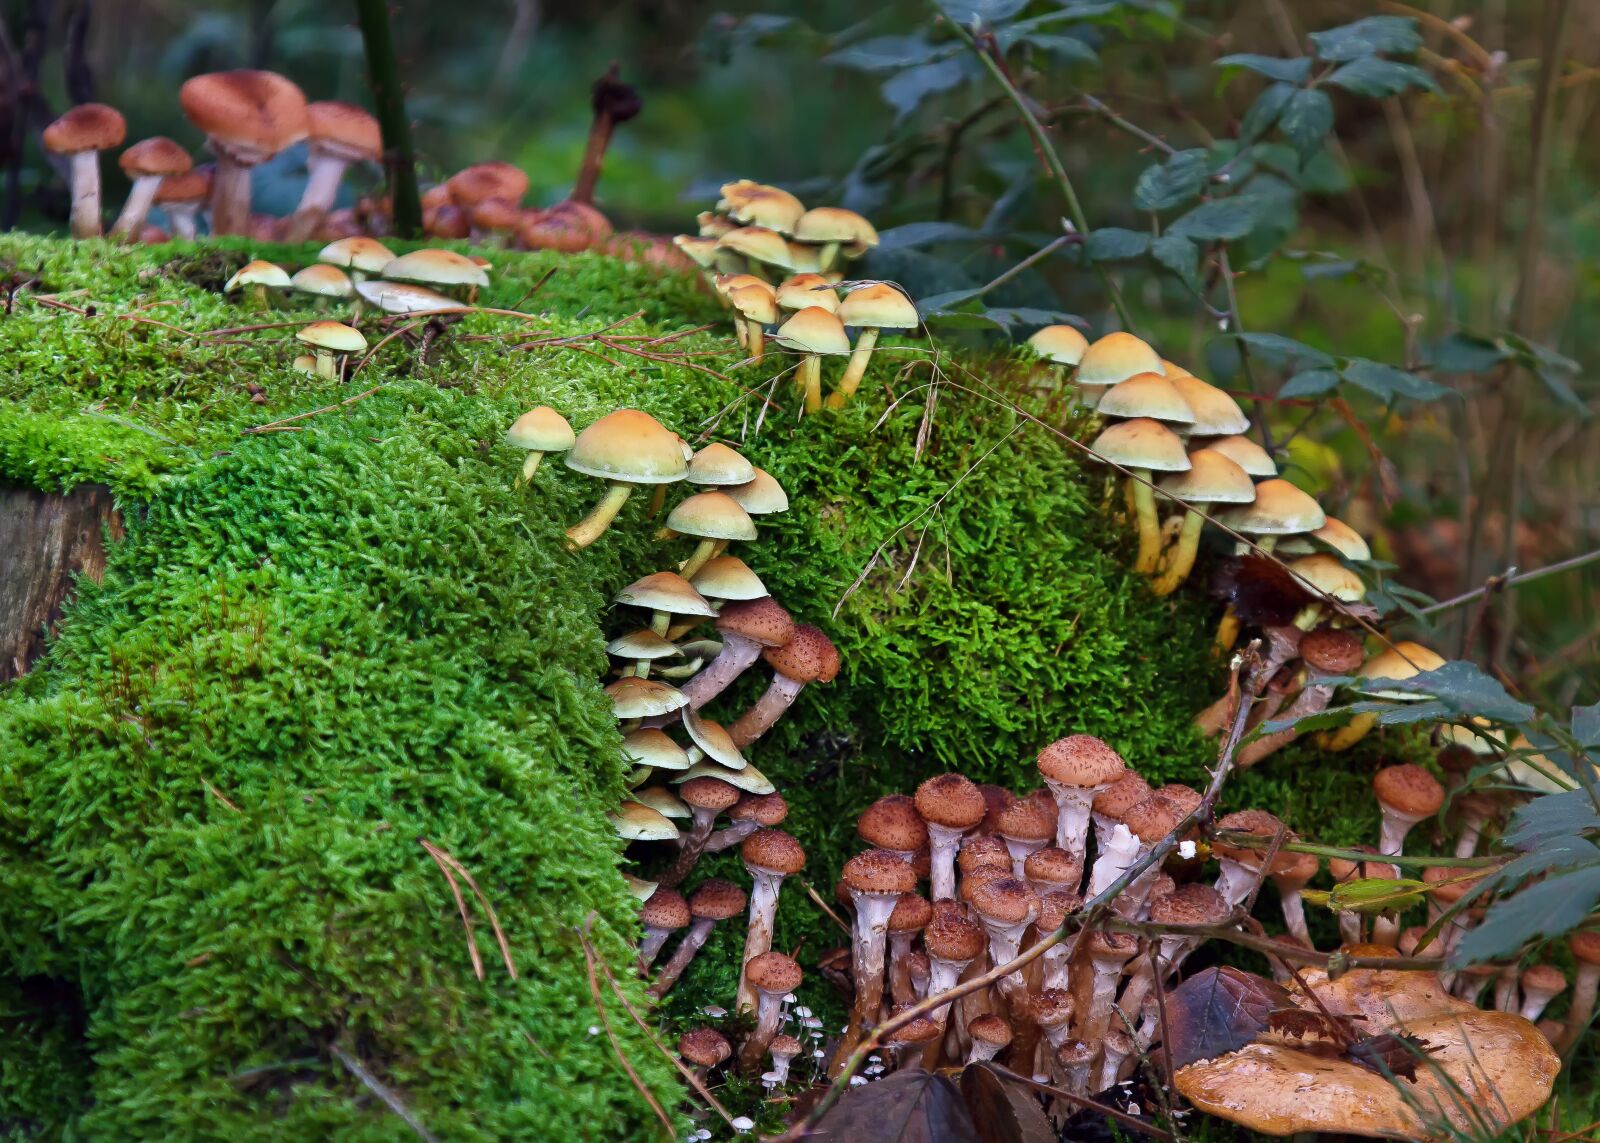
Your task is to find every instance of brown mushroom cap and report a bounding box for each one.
[689,555,766,601]
[762,624,839,684]
[745,950,803,995]
[1299,626,1365,674]
[925,909,986,961]
[680,775,742,813]
[119,137,191,178]
[678,1028,732,1068]
[687,443,757,487]
[1037,734,1128,790]
[969,877,1039,926]
[1097,372,1197,425]
[1572,931,1600,966]
[1023,847,1083,888]
[1030,988,1076,1028]
[688,878,749,920]
[906,775,983,836]
[44,103,127,154]
[1122,797,1180,844]
[1212,809,1286,865]
[997,797,1055,846]
[858,795,929,853]
[1373,764,1446,818]
[640,887,691,930]
[1207,434,1278,477]
[305,100,382,161]
[1033,889,1082,932]
[615,571,716,618]
[967,1013,1013,1048]
[728,792,788,827]
[1155,783,1204,820]
[1093,773,1154,821]
[447,161,528,207]
[958,836,1013,876]
[1027,324,1089,365]
[888,893,934,934]
[741,828,806,875]
[1218,478,1326,536]
[842,849,919,895]
[1076,331,1164,387]
[155,167,212,205]
[1170,375,1251,436]
[180,71,308,162]
[1149,882,1228,925]
[1086,930,1138,963]
[725,468,789,516]
[715,597,794,647]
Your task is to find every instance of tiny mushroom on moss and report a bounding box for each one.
[1087,418,1191,575]
[737,951,804,1074]
[1152,448,1256,596]
[294,321,366,379]
[665,491,757,579]
[505,406,575,484]
[727,282,779,361]
[225,259,291,307]
[828,283,919,409]
[564,410,689,550]
[775,306,852,415]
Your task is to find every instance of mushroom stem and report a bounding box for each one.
[679,539,717,580]
[703,820,760,853]
[1041,784,1096,865]
[166,202,200,240]
[737,992,786,1075]
[1087,825,1139,900]
[1150,509,1204,596]
[1563,963,1599,1050]
[209,155,253,237]
[313,348,336,380]
[66,150,103,239]
[640,927,674,966]
[647,917,713,998]
[678,632,763,710]
[799,354,823,414]
[656,807,717,889]
[1128,470,1161,574]
[1319,712,1378,752]
[564,482,636,550]
[926,823,964,903]
[110,175,162,238]
[816,240,841,271]
[1213,606,1241,655]
[827,326,880,409]
[732,318,749,351]
[519,451,547,483]
[889,932,917,1007]
[284,153,352,242]
[727,671,805,749]
[746,320,765,363]
[734,871,785,1013]
[832,894,898,1076]
[1236,679,1337,769]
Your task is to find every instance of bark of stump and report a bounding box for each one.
[1,482,122,681]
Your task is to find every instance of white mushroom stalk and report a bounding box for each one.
[1097,1031,1134,1092]
[1087,824,1140,900]
[733,830,804,1013]
[1080,934,1137,1042]
[925,823,966,902]
[648,918,715,998]
[678,629,766,709]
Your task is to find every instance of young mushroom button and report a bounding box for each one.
[1036,734,1128,862]
[638,887,691,966]
[44,104,127,239]
[563,410,689,550]
[294,322,366,380]
[726,624,838,748]
[504,407,575,484]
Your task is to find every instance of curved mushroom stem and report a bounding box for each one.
[1318,711,1378,752]
[798,354,823,414]
[1042,784,1096,865]
[1128,469,1161,574]
[210,155,253,237]
[679,539,717,580]
[283,153,351,242]
[111,175,162,239]
[704,819,761,853]
[1151,509,1204,596]
[1213,606,1241,655]
[565,481,636,550]
[679,632,762,710]
[735,871,786,1013]
[656,807,717,889]
[817,240,842,271]
[647,917,714,998]
[640,926,674,966]
[827,326,880,409]
[518,451,547,484]
[66,151,103,239]
[727,671,805,749]
[737,991,785,1074]
[746,320,765,363]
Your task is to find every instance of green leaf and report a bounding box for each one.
[1489,836,1600,893]
[1532,365,1588,415]
[1240,82,1296,143]
[1215,54,1312,84]
[1340,358,1450,401]
[882,57,969,117]
[1279,369,1340,398]
[1229,331,1335,368]
[1010,32,1098,63]
[1308,16,1423,62]
[1326,57,1440,97]
[1280,88,1333,160]
[1451,862,1600,965]
[875,222,989,253]
[1168,198,1261,241]
[1503,791,1600,849]
[1428,333,1507,374]
[1086,228,1152,260]
[1149,234,1200,288]
[826,34,948,72]
[1574,702,1600,748]
[939,0,1031,24]
[1133,148,1210,211]
[1361,660,1536,722]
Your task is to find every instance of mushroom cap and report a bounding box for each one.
[506,406,575,453]
[672,234,721,268]
[606,629,680,661]
[1299,626,1365,674]
[622,728,691,771]
[1086,930,1138,962]
[885,1005,942,1045]
[729,792,789,827]
[728,283,779,325]
[1092,773,1153,821]
[958,836,1013,876]
[977,785,1016,833]
[305,100,381,161]
[1034,888,1082,931]
[155,167,212,204]
[179,71,307,163]
[783,240,824,273]
[666,491,758,542]
[1269,848,1319,889]
[1287,553,1366,603]
[887,892,934,933]
[640,887,691,929]
[680,775,742,812]
[288,264,354,298]
[1148,882,1228,925]
[1027,324,1089,365]
[353,279,469,314]
[967,1013,1013,1048]
[762,624,839,685]
[725,468,789,515]
[843,849,919,895]
[119,136,191,177]
[1170,375,1251,436]
[678,1028,731,1068]
[1122,797,1180,844]
[997,797,1054,846]
[775,306,852,355]
[470,198,522,232]
[1212,809,1287,865]
[614,571,716,617]
[683,557,762,604]
[770,1033,804,1061]
[623,872,659,901]
[1089,418,1192,472]
[1572,931,1600,965]
[1155,783,1204,820]
[521,200,613,252]
[1357,641,1446,697]
[295,321,366,353]
[447,161,528,206]
[567,410,690,486]
[687,443,756,487]
[610,800,680,841]
[225,260,291,292]
[44,103,127,154]
[1037,734,1128,790]
[674,757,776,794]
[1054,1039,1095,1068]
[969,876,1039,926]
[1158,448,1257,504]
[1278,516,1372,561]
[1075,331,1164,387]
[713,272,768,298]
[682,708,745,769]
[775,274,838,312]
[715,597,794,647]
[722,182,806,234]
[1218,478,1326,535]
[1096,372,1197,425]
[1373,764,1446,818]
[741,828,806,875]
[689,878,749,920]
[745,950,803,994]
[838,283,918,330]
[1023,847,1083,889]
[793,205,879,247]
[925,908,987,961]
[382,249,490,288]
[605,676,689,719]
[1030,988,1076,1028]
[913,773,987,830]
[858,795,929,853]
[1521,963,1566,997]
[719,225,792,267]
[1206,434,1278,477]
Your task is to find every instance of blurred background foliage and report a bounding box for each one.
[2,0,1597,708]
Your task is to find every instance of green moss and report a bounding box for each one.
[0,233,1413,1139]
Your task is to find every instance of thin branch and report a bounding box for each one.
[1417,549,1600,617]
[329,1043,441,1143]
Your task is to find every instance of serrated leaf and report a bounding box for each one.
[1309,16,1423,62]
[814,1065,982,1143]
[827,34,949,72]
[1450,862,1600,966]
[1486,836,1600,895]
[1326,57,1440,97]
[1168,197,1261,241]
[1341,358,1450,401]
[876,222,989,253]
[1279,369,1340,398]
[1133,148,1210,211]
[958,1063,1057,1143]
[1215,54,1312,84]
[1229,331,1335,368]
[1086,227,1152,260]
[1280,88,1333,160]
[1150,234,1200,288]
[1503,791,1600,849]
[1166,967,1291,1070]
[882,57,970,117]
[1240,82,1297,143]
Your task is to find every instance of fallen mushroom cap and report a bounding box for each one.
[382,249,490,289]
[296,321,366,353]
[1027,324,1088,365]
[506,406,576,453]
[1075,331,1164,387]
[1218,478,1326,535]
[180,71,307,162]
[44,103,128,154]
[353,280,469,314]
[1089,418,1191,473]
[605,676,689,718]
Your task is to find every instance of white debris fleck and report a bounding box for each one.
[1178,840,1197,859]
[587,1025,601,1036]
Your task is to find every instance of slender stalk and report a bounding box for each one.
[355,0,422,237]
[1418,548,1600,616]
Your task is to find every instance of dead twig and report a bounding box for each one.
[329,1043,441,1143]
[418,839,484,981]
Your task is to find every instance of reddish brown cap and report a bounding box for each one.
[888,893,934,934]
[156,166,212,204]
[1521,964,1566,997]
[976,784,1016,835]
[914,773,987,830]
[1031,988,1076,1029]
[967,1014,1013,1048]
[305,100,381,161]
[180,71,308,163]
[1213,809,1287,865]
[960,864,1009,902]
[1122,797,1180,844]
[1422,865,1485,906]
[680,776,741,813]
[885,1005,942,1046]
[1373,764,1446,818]
[745,950,803,994]
[715,597,794,648]
[956,835,1012,875]
[1270,849,1320,889]
[968,877,1039,926]
[1572,931,1600,965]
[1037,735,1127,789]
[678,1027,731,1067]
[43,103,126,153]
[741,828,806,875]
[688,878,748,920]
[1156,783,1204,820]
[924,909,986,961]
[842,849,918,896]
[447,161,529,207]
[858,795,929,852]
[1301,626,1366,674]
[119,137,190,177]
[729,792,788,827]
[1034,889,1082,931]
[762,624,838,684]
[1093,772,1153,822]
[997,797,1054,846]
[1023,847,1083,890]
[1086,930,1138,963]
[640,887,691,930]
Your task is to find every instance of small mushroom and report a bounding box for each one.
[638,887,690,965]
[1088,418,1192,575]
[968,876,1040,1005]
[1054,1038,1096,1096]
[774,306,852,415]
[677,597,794,711]
[727,283,779,362]
[1073,331,1164,407]
[1212,808,1287,908]
[1151,448,1256,596]
[792,206,878,272]
[295,322,366,380]
[1023,847,1084,899]
[288,264,354,308]
[735,829,806,1012]
[381,249,490,300]
[564,410,689,550]
[678,1027,731,1085]
[1167,371,1251,436]
[726,624,838,748]
[884,1005,942,1070]
[665,491,756,579]
[1025,324,1089,391]
[1319,642,1448,752]
[964,1013,1013,1066]
[1562,931,1600,1049]
[225,260,291,308]
[1374,764,1446,857]
[1117,883,1227,1020]
[43,104,127,238]
[284,101,382,242]
[858,795,929,864]
[737,952,804,1074]
[828,283,918,409]
[833,850,918,1074]
[319,236,395,284]
[924,905,985,1041]
[913,773,987,902]
[655,776,741,888]
[1091,772,1153,851]
[154,167,211,239]
[180,71,308,236]
[705,791,788,854]
[112,137,191,239]
[764,1033,803,1086]
[613,570,716,640]
[718,224,793,279]
[505,406,575,484]
[996,795,1055,879]
[649,878,748,998]
[1036,734,1128,864]
[1518,964,1566,1022]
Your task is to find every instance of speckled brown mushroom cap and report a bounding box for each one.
[305,100,381,161]
[686,443,756,487]
[769,1033,804,1060]
[858,795,929,853]
[605,676,689,719]
[1149,882,1228,925]
[688,878,748,920]
[1037,734,1128,790]
[1030,988,1076,1029]
[997,797,1054,845]
[1333,849,1399,884]
[666,491,758,542]
[1122,797,1180,844]
[745,950,803,995]
[1034,889,1082,932]
[741,828,806,875]
[1299,626,1365,674]
[729,792,788,827]
[119,136,191,178]
[969,877,1039,926]
[1218,478,1326,535]
[1027,324,1089,365]
[1159,448,1257,503]
[180,71,307,163]
[1374,764,1446,818]
[888,893,934,934]
[842,849,918,896]
[44,103,127,154]
[690,555,766,601]
[1155,783,1204,820]
[715,597,794,647]
[678,1028,732,1068]
[1212,809,1286,865]
[680,775,742,814]
[614,571,716,617]
[1093,773,1153,821]
[762,624,839,684]
[1573,931,1600,965]
[640,887,691,930]
[1023,847,1083,888]
[975,785,1015,834]
[924,909,986,961]
[957,835,1012,875]
[967,1013,1013,1049]
[1097,372,1197,425]
[725,468,789,515]
[622,728,691,771]
[913,774,987,830]
[1086,930,1138,963]
[447,161,528,206]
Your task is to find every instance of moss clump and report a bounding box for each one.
[0,233,1395,1139]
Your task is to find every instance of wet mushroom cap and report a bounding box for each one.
[725,468,789,515]
[119,136,191,178]
[969,877,1038,925]
[687,443,756,487]
[665,491,758,542]
[1027,324,1089,365]
[1169,375,1252,436]
[1373,764,1446,818]
[567,410,690,485]
[447,161,528,207]
[1089,418,1191,472]
[843,849,919,895]
[1299,626,1366,674]
[1158,449,1256,503]
[44,103,128,153]
[320,236,396,274]
[605,676,689,718]
[745,950,803,994]
[1075,331,1164,387]
[506,406,576,453]
[887,893,933,933]
[1217,478,1326,535]
[614,571,716,617]
[715,597,795,647]
[838,283,918,329]
[305,100,381,160]
[678,1028,732,1068]
[690,555,766,601]
[1206,434,1278,477]
[774,306,852,355]
[381,249,490,289]
[914,773,987,829]
[762,624,839,684]
[179,71,308,161]
[295,321,366,353]
[1357,641,1447,697]
[641,887,692,930]
[741,828,806,875]
[1096,372,1197,425]
[1288,554,1365,602]
[967,1014,1013,1049]
[1037,734,1128,789]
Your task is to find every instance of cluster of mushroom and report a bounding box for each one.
[674,182,918,412]
[226,238,489,324]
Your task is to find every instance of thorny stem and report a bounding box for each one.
[1417,548,1600,616]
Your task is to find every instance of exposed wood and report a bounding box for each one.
[0,482,121,680]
